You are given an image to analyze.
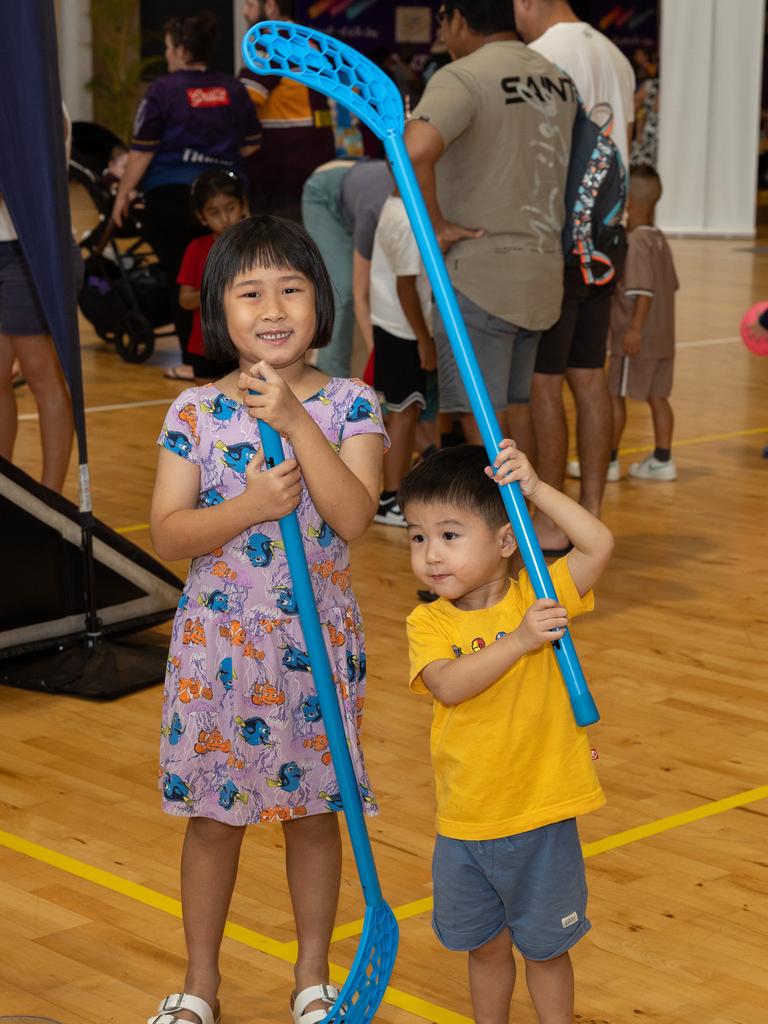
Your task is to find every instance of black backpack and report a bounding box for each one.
[563,98,627,286]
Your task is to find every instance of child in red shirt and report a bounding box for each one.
[177,170,249,360]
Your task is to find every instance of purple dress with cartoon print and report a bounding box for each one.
[157,377,387,825]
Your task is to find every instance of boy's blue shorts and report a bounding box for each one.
[432,818,590,960]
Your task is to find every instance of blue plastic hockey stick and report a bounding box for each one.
[254,410,398,1024]
[243,22,600,728]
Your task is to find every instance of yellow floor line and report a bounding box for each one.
[111,424,768,537]
[2,783,767,1023]
[618,424,768,456]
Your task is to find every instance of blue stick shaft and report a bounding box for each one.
[384,133,599,728]
[255,413,383,905]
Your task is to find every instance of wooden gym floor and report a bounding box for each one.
[0,187,767,1023]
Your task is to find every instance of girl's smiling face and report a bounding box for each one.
[223,264,317,370]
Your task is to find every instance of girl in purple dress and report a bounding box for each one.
[149,216,388,1024]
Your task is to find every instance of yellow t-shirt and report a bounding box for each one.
[407,557,605,840]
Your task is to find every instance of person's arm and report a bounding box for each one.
[240,362,384,541]
[404,118,484,253]
[396,275,435,370]
[112,150,153,227]
[150,446,302,561]
[622,293,652,355]
[352,250,374,352]
[420,598,569,706]
[178,285,201,311]
[240,143,259,157]
[489,440,614,597]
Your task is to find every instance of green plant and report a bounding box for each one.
[87,0,163,140]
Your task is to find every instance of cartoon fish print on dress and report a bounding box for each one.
[219,619,246,645]
[198,589,230,613]
[179,677,214,703]
[307,388,331,407]
[216,657,237,692]
[307,521,336,549]
[251,682,286,706]
[211,560,237,581]
[319,789,343,812]
[201,393,239,422]
[194,728,232,755]
[177,594,190,611]
[244,532,283,568]
[215,439,257,472]
[267,761,304,792]
[346,396,378,424]
[182,618,207,646]
[178,402,200,443]
[357,652,366,681]
[301,694,322,723]
[163,772,193,804]
[235,715,273,746]
[304,734,332,765]
[161,711,185,745]
[274,586,298,615]
[218,779,249,810]
[162,428,193,458]
[282,644,311,672]
[201,488,225,507]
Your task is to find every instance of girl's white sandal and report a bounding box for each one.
[291,984,340,1024]
[148,992,220,1024]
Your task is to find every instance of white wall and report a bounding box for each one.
[657,0,765,237]
[57,0,93,122]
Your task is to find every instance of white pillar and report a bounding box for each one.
[657,0,764,237]
[57,0,93,122]
[234,0,246,73]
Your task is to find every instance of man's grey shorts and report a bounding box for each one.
[433,289,541,412]
[432,818,590,960]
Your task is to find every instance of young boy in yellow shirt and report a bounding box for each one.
[400,440,613,1023]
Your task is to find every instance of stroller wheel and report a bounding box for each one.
[114,310,155,363]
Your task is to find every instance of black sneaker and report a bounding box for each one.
[374,495,407,528]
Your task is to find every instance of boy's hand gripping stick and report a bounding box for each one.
[252,400,398,1024]
[243,23,600,727]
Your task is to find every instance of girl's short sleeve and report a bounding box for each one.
[156,389,204,465]
[340,380,390,449]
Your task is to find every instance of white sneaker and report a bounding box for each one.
[374,495,407,527]
[628,454,677,481]
[566,459,620,482]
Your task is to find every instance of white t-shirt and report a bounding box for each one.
[370,196,432,341]
[529,22,636,171]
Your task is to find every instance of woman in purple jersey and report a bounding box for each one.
[113,11,261,381]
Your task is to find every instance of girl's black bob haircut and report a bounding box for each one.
[399,445,509,529]
[200,215,335,361]
[190,169,247,215]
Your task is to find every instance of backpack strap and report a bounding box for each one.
[575,243,615,286]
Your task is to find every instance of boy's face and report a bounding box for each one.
[405,501,516,606]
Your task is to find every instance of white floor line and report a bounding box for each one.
[677,336,740,348]
[18,397,172,421]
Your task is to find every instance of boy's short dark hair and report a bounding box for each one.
[444,0,516,35]
[399,445,509,529]
[201,215,335,361]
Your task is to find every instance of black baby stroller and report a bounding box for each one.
[70,122,174,363]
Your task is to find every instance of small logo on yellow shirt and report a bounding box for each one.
[471,637,486,652]
[591,748,599,760]
[561,912,579,928]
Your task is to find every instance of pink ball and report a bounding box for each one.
[740,301,768,356]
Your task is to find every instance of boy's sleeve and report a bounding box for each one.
[131,81,165,152]
[389,206,423,278]
[156,389,203,465]
[407,604,456,695]
[623,233,655,300]
[517,557,595,619]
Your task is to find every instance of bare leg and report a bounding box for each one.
[565,367,611,518]
[467,929,517,1024]
[0,333,18,461]
[12,333,74,491]
[524,952,574,1023]
[414,418,438,454]
[284,812,342,1014]
[648,396,673,450]
[610,395,626,452]
[178,816,247,1021]
[504,404,535,462]
[529,372,569,550]
[459,409,507,447]
[382,404,421,492]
